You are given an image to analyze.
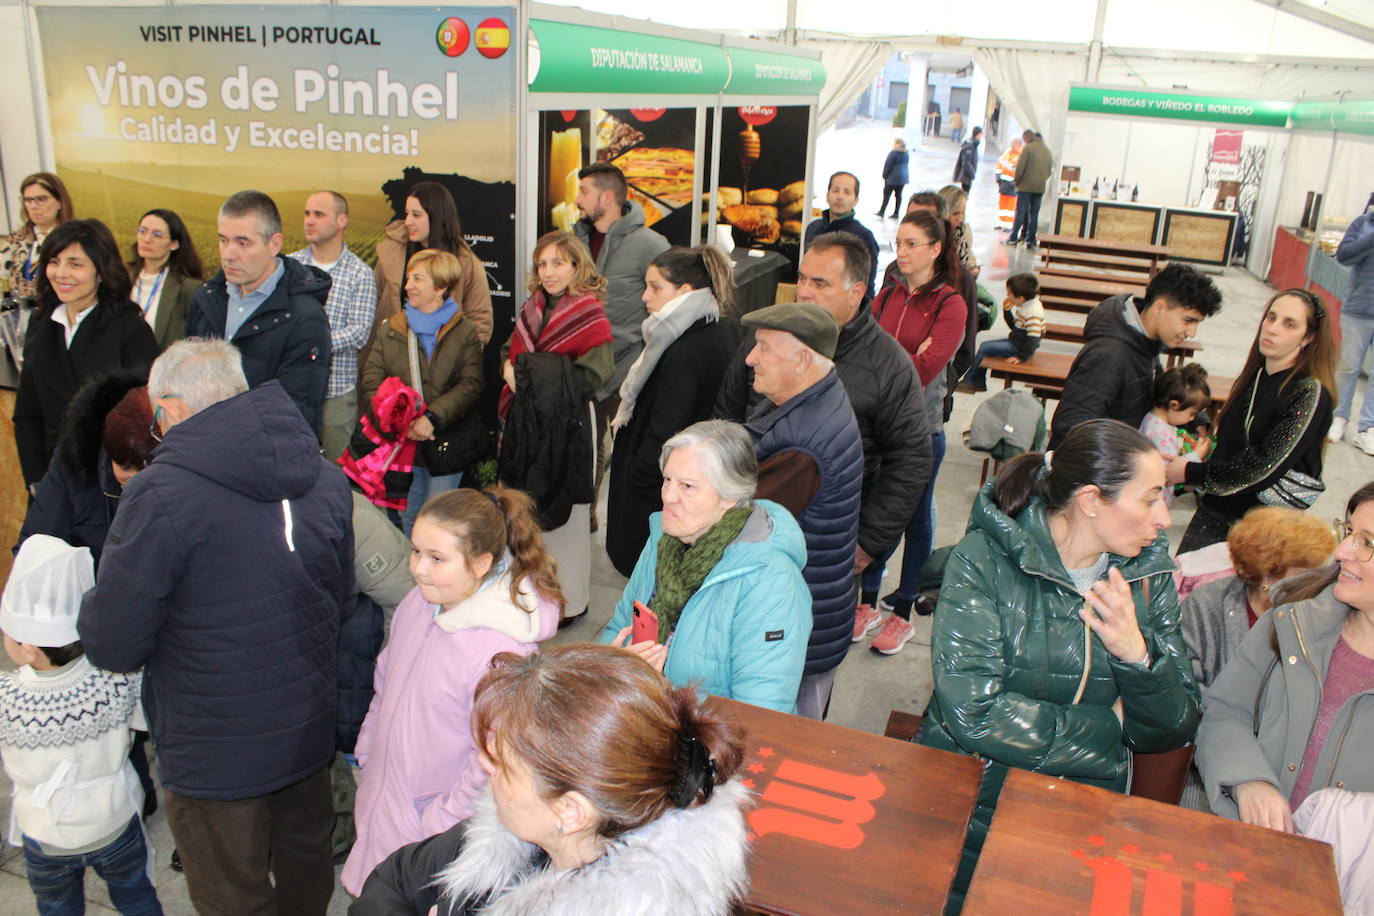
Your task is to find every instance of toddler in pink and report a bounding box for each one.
[1139,362,1211,508]
[341,486,562,895]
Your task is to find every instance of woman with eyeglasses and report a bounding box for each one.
[13,219,160,495]
[1,172,74,299]
[858,210,967,650]
[1196,482,1374,910]
[1169,289,1337,553]
[125,208,204,348]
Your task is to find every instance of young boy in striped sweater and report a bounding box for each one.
[956,272,1044,393]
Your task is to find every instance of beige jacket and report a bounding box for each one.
[371,220,493,345]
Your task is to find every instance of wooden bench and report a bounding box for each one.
[1038,233,1174,278]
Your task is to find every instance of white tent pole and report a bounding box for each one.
[20,0,50,169]
[785,0,798,46]
[1086,0,1108,82]
[1304,93,1346,293]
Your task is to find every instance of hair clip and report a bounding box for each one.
[670,733,716,808]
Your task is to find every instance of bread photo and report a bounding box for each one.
[746,188,779,205]
[721,204,778,232]
[781,220,803,238]
[778,180,806,208]
[718,187,744,207]
[778,201,803,221]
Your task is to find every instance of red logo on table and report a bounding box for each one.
[435,18,469,57]
[629,109,667,122]
[1073,836,1249,915]
[739,106,777,126]
[742,747,885,849]
[474,17,510,59]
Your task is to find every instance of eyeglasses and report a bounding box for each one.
[136,226,169,240]
[148,394,180,443]
[894,239,935,252]
[1332,518,1374,563]
[22,194,53,206]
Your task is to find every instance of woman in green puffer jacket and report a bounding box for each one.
[921,419,1201,912]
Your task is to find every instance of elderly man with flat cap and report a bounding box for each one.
[742,302,863,719]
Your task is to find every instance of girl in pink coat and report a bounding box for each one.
[341,485,563,895]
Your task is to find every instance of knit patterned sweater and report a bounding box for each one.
[0,657,143,851]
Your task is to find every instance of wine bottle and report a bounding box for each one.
[1091,178,1099,199]
[1111,180,1119,200]
[1131,184,1139,202]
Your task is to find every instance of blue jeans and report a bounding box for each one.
[398,466,463,536]
[1009,191,1043,243]
[962,338,1020,389]
[23,816,162,916]
[1335,313,1374,431]
[861,430,946,601]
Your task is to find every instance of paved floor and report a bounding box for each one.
[1,118,1369,914]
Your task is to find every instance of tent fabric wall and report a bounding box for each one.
[804,40,892,134]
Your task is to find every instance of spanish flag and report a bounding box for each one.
[475,17,510,59]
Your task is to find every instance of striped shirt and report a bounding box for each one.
[289,245,377,398]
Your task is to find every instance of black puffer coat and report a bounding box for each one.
[1049,294,1162,448]
[17,371,146,563]
[714,305,931,560]
[78,381,355,800]
[497,352,592,530]
[606,317,741,576]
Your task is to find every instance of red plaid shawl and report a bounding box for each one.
[498,288,612,418]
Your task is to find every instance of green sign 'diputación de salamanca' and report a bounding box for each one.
[528,19,823,96]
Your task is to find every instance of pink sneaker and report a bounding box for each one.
[871,614,915,655]
[852,604,880,641]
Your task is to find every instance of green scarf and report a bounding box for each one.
[650,504,753,642]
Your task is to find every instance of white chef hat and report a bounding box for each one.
[0,535,93,648]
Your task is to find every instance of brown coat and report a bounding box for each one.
[360,309,483,431]
[372,221,493,345]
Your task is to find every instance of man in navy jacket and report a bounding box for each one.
[188,189,332,435]
[79,339,354,915]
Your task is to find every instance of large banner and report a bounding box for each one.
[538,107,699,247]
[36,5,517,309]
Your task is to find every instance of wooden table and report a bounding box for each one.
[985,354,1231,411]
[1040,322,1202,370]
[963,769,1343,915]
[1038,274,1147,317]
[708,697,982,915]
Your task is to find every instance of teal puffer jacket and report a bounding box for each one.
[921,484,1201,907]
[598,500,812,714]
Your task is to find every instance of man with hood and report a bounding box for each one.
[188,189,332,434]
[953,126,983,192]
[1050,263,1222,448]
[78,339,354,915]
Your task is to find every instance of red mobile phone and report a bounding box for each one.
[632,601,660,645]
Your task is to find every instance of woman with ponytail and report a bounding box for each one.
[606,245,742,575]
[920,419,1201,909]
[341,485,563,895]
[351,643,751,915]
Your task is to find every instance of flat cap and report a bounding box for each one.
[741,302,839,359]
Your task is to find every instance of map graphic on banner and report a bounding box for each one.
[35,5,516,304]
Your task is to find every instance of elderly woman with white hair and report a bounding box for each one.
[598,419,812,713]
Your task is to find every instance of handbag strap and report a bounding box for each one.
[405,329,424,405]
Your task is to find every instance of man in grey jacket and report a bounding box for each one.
[573,162,669,515]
